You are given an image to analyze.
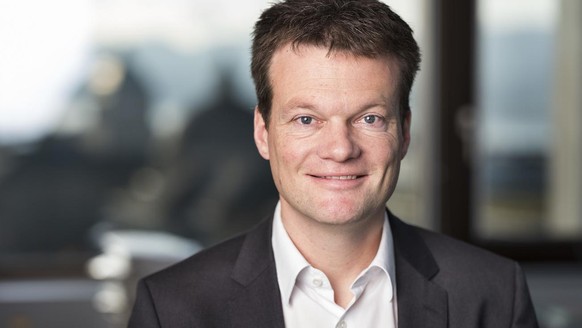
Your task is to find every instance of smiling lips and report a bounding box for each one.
[310,175,363,180]
[318,175,359,180]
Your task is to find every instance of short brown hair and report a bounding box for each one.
[251,0,421,127]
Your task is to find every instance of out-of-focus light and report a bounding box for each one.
[93,282,128,314]
[87,254,131,280]
[88,55,126,96]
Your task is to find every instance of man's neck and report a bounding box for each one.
[280,210,385,308]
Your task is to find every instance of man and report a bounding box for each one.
[128,0,539,327]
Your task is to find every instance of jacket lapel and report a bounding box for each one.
[228,218,285,328]
[390,213,449,328]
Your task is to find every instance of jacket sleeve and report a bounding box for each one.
[511,262,540,328]
[127,279,161,328]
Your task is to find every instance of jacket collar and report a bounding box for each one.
[389,212,449,328]
[228,217,285,328]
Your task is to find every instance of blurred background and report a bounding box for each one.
[0,0,580,327]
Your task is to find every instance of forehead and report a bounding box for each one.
[271,43,398,74]
[268,44,400,104]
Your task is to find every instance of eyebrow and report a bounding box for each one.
[282,98,318,111]
[282,96,393,115]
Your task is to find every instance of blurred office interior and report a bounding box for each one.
[0,0,580,327]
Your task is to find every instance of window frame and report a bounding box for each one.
[434,0,582,263]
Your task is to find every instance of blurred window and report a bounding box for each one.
[474,0,582,241]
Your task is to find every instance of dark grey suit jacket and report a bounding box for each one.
[128,213,539,327]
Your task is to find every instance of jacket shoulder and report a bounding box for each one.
[129,217,278,327]
[400,223,538,327]
[391,214,521,293]
[144,232,246,291]
[131,233,249,327]
[413,225,515,271]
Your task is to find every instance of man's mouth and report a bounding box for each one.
[311,175,362,180]
[319,175,358,180]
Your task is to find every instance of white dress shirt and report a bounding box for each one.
[271,202,398,328]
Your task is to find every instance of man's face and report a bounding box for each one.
[254,44,410,228]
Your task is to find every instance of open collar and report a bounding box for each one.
[271,204,398,305]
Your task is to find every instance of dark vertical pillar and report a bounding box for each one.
[436,0,476,241]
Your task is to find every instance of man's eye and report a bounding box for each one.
[298,116,313,125]
[358,114,387,129]
[363,115,378,124]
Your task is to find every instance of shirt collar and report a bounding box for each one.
[271,202,310,304]
[370,211,396,286]
[271,202,396,304]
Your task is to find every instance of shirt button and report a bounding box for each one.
[336,320,347,328]
[312,278,323,287]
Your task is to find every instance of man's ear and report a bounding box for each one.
[254,106,270,160]
[400,110,411,160]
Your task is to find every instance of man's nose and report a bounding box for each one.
[316,122,361,162]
